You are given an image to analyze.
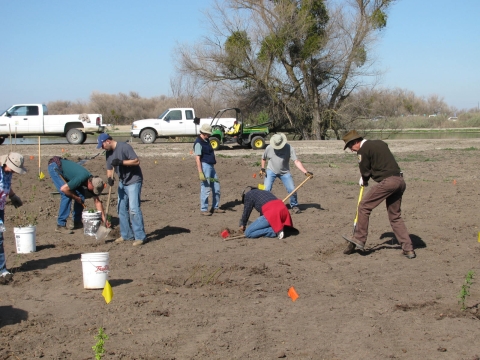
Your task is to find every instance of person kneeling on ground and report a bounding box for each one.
[239,186,293,239]
[48,156,110,234]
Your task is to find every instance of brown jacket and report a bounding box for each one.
[357,140,401,183]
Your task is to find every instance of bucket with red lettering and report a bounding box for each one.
[81,252,109,289]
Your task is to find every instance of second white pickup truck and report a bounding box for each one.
[0,104,105,145]
[130,108,236,144]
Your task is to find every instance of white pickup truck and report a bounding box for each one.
[0,104,105,145]
[130,108,236,144]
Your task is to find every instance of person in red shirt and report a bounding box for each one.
[239,186,292,239]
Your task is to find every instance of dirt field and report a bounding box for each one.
[1,138,480,359]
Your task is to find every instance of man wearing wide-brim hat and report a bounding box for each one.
[341,130,416,259]
[194,123,225,216]
[0,152,26,283]
[260,133,313,214]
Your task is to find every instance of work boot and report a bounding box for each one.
[342,235,365,250]
[114,236,125,243]
[403,250,416,259]
[68,221,83,230]
[132,240,144,247]
[201,211,212,216]
[291,206,301,214]
[0,270,13,284]
[343,242,356,255]
[56,225,73,235]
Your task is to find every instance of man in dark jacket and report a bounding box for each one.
[341,130,416,259]
[239,187,292,239]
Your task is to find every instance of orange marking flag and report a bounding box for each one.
[288,286,299,302]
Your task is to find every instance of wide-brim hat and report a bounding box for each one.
[342,130,363,150]
[200,123,212,135]
[270,133,287,150]
[0,152,27,174]
[90,176,105,196]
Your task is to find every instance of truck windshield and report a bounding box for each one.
[158,109,169,119]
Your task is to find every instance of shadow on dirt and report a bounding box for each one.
[147,226,190,242]
[0,305,28,328]
[379,232,427,248]
[36,244,56,251]
[12,253,81,272]
[109,279,133,287]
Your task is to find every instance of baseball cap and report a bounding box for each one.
[90,176,105,196]
[96,133,111,149]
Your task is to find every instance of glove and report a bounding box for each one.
[259,168,266,178]
[199,172,206,181]
[305,171,313,177]
[10,194,22,208]
[359,177,368,187]
[107,177,114,187]
[111,158,123,167]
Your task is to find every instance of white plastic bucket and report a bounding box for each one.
[81,252,109,289]
[82,211,102,236]
[14,226,36,253]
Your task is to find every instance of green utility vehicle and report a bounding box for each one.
[209,108,271,150]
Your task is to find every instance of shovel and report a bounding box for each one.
[352,185,364,235]
[95,180,113,241]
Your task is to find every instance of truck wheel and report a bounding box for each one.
[209,136,221,150]
[0,137,4,145]
[81,134,87,144]
[66,129,85,145]
[251,136,265,150]
[140,129,156,144]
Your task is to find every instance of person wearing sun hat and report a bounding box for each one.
[47,156,109,235]
[0,152,26,283]
[341,130,415,259]
[260,133,313,214]
[194,123,224,216]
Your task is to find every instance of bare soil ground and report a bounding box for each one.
[1,138,480,359]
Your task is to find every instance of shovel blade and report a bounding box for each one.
[95,225,111,241]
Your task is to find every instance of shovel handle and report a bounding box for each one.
[225,234,246,241]
[353,186,364,234]
[282,175,313,203]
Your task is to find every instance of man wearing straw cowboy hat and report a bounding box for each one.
[260,133,312,214]
[0,152,26,283]
[194,123,225,216]
[341,130,416,259]
[47,157,109,235]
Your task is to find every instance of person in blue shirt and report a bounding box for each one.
[97,133,146,246]
[194,124,224,216]
[0,152,26,283]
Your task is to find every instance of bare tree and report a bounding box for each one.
[176,0,396,139]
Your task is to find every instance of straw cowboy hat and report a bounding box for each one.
[270,133,288,150]
[342,130,363,150]
[0,152,27,174]
[200,123,212,135]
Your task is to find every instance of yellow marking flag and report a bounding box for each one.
[102,280,113,304]
[258,184,265,190]
[38,171,45,180]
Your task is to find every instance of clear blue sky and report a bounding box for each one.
[1,0,479,111]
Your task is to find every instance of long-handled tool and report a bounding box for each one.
[95,178,113,241]
[353,185,364,235]
[282,174,313,203]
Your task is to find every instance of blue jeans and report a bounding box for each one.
[264,169,298,207]
[200,163,220,212]
[0,209,6,272]
[48,163,85,226]
[245,216,277,238]
[118,181,146,241]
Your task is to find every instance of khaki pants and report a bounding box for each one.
[354,176,414,252]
